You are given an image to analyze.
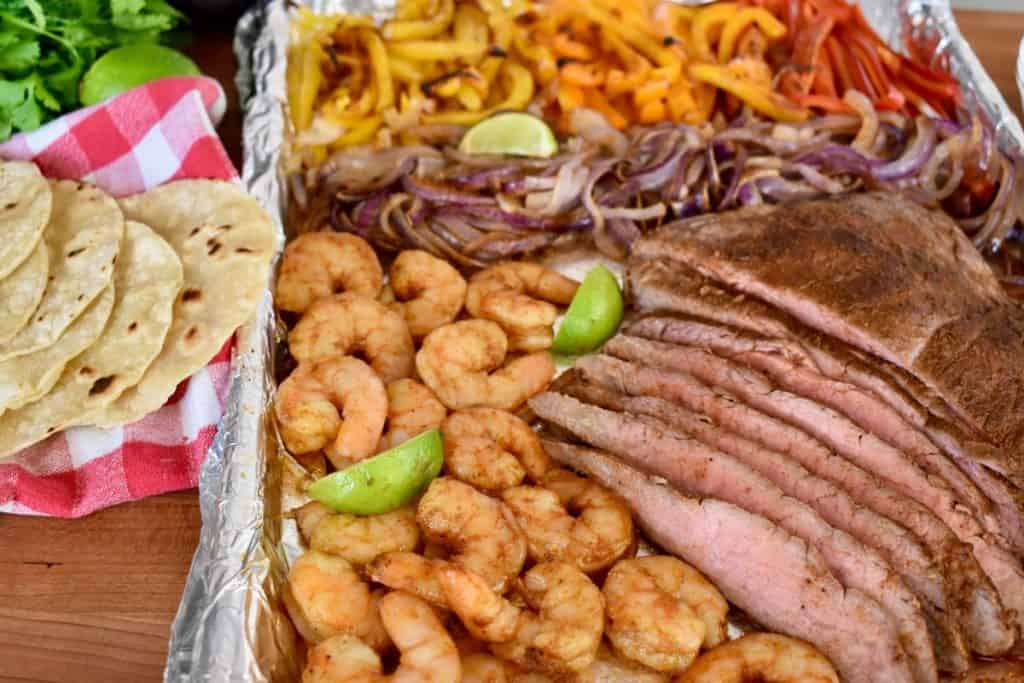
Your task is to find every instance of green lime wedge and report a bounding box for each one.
[80,45,201,106]
[307,428,444,515]
[458,112,558,158]
[552,265,624,355]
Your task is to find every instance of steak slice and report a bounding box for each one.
[540,438,916,683]
[605,334,1024,648]
[559,373,969,673]
[631,193,1024,477]
[575,353,1015,655]
[628,258,1024,555]
[531,392,934,682]
[627,315,1005,545]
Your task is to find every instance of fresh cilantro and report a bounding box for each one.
[0,0,187,141]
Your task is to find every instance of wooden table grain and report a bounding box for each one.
[1,10,1022,683]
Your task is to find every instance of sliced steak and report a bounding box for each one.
[531,392,934,682]
[630,193,1024,478]
[560,374,969,672]
[540,438,916,683]
[605,333,1024,649]
[628,259,1024,555]
[627,315,1005,544]
[575,353,1015,655]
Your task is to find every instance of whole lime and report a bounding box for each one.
[80,44,201,106]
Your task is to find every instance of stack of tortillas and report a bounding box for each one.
[0,160,275,460]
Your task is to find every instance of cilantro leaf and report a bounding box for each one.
[0,40,41,71]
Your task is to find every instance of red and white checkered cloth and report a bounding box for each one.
[0,76,239,517]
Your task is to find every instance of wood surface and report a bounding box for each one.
[1,10,1023,683]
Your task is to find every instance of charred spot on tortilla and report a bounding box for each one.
[128,322,138,332]
[189,226,202,237]
[236,247,254,254]
[206,238,222,256]
[66,247,86,258]
[4,202,16,210]
[181,288,202,303]
[89,375,115,396]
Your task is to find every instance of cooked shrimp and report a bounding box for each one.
[502,469,634,574]
[461,653,558,683]
[277,232,383,314]
[417,477,527,593]
[283,550,388,650]
[388,250,468,339]
[465,263,579,352]
[289,293,415,383]
[603,556,724,673]
[379,379,447,452]
[368,551,450,607]
[301,591,461,683]
[296,501,332,541]
[676,633,839,683]
[416,320,554,411]
[274,356,387,467]
[442,408,553,493]
[308,507,421,565]
[441,561,605,673]
[575,642,669,683]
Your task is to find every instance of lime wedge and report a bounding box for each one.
[80,45,201,106]
[552,265,624,355]
[307,428,444,515]
[459,112,558,158]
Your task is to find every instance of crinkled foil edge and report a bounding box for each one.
[165,1,1024,680]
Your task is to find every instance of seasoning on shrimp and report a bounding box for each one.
[276,232,383,314]
[441,561,605,674]
[378,378,448,452]
[368,551,450,607]
[288,292,415,383]
[301,591,461,683]
[274,356,388,467]
[502,468,635,574]
[442,407,553,493]
[676,633,839,683]
[416,319,555,411]
[387,249,468,339]
[603,556,728,673]
[307,506,421,565]
[283,550,389,651]
[417,476,527,593]
[465,262,579,352]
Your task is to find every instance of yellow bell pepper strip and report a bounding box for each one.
[383,0,455,40]
[423,61,534,125]
[691,3,739,62]
[287,41,323,132]
[717,8,786,63]
[360,30,394,112]
[689,63,808,121]
[389,39,488,61]
[332,114,383,147]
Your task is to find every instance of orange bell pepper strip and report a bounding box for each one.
[584,88,629,129]
[560,62,605,88]
[826,36,855,93]
[690,62,808,121]
[552,32,593,61]
[793,93,852,113]
[778,14,833,97]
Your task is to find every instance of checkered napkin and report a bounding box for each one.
[0,76,238,517]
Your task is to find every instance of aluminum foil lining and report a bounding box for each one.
[165,1,1024,680]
